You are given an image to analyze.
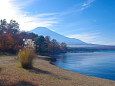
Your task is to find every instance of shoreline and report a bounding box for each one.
[44,54,115,81]
[35,55,115,86]
[0,55,115,86]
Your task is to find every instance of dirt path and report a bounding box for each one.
[0,55,17,64]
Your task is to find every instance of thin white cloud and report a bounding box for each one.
[0,0,58,31]
[13,0,37,8]
[95,41,115,45]
[57,0,95,16]
[36,13,57,17]
[67,33,99,43]
[82,0,95,7]
[0,0,95,31]
[81,0,95,11]
[105,42,115,45]
[67,33,115,45]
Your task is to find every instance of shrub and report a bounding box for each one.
[18,48,35,68]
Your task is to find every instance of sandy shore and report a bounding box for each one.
[0,55,115,86]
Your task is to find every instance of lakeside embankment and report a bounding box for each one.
[0,55,115,86]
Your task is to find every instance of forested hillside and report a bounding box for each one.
[0,19,67,54]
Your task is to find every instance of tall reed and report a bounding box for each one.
[18,48,35,68]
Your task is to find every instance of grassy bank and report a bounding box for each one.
[0,55,115,86]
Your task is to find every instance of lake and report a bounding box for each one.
[51,50,115,80]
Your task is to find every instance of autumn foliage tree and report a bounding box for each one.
[0,19,22,53]
[0,19,67,54]
[0,34,14,52]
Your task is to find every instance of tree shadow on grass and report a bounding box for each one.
[26,67,70,80]
[11,80,36,86]
[26,67,51,74]
[0,79,7,86]
[0,79,36,86]
[0,68,2,73]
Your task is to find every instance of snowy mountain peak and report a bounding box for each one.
[30,27,87,45]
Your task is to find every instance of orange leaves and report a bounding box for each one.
[0,34,21,52]
[0,34,14,50]
[14,44,21,51]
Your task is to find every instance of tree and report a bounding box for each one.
[60,42,67,52]
[27,32,38,40]
[0,34,14,51]
[51,39,60,53]
[7,20,19,35]
[45,36,50,44]
[0,19,8,34]
[0,19,67,54]
[0,19,22,53]
[35,35,48,53]
[0,19,20,35]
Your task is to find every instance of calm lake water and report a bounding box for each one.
[51,50,115,80]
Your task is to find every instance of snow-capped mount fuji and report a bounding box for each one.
[30,27,87,45]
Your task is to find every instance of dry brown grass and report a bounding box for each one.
[0,55,115,86]
[18,48,35,68]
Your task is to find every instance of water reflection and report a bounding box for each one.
[51,51,115,80]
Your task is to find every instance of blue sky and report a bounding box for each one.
[0,0,115,45]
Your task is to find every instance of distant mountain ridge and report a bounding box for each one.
[30,27,87,45]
